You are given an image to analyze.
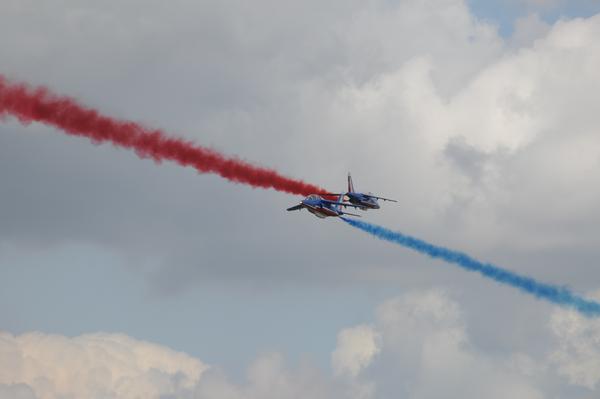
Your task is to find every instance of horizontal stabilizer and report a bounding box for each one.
[286,204,304,211]
[374,196,398,202]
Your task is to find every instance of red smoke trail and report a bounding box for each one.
[0,75,326,196]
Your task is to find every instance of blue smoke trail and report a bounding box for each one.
[341,218,600,317]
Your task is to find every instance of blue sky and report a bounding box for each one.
[469,0,600,35]
[0,241,392,375]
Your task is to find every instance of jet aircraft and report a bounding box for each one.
[286,193,361,218]
[327,173,397,210]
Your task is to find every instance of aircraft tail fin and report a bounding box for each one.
[335,192,345,212]
[348,173,355,193]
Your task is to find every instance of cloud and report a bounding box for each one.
[511,14,551,47]
[329,11,600,257]
[0,331,363,399]
[332,325,381,378]
[0,332,207,399]
[0,0,502,252]
[549,292,600,389]
[366,290,545,399]
[6,289,600,398]
[2,1,600,398]
[0,384,37,399]
[2,0,600,294]
[191,352,374,399]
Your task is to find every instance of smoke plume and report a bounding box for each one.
[342,218,600,316]
[0,75,324,196]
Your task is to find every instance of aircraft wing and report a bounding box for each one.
[286,204,305,211]
[369,195,397,202]
[340,210,361,217]
[320,193,346,200]
[320,199,362,208]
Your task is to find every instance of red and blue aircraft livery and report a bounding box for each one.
[328,173,397,210]
[286,194,361,218]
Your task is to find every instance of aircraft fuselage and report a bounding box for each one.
[302,196,343,218]
[346,192,380,210]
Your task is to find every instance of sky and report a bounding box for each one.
[2,0,600,398]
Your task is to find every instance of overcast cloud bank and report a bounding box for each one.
[3,291,600,398]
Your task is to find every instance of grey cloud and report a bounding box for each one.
[444,136,490,183]
[0,384,38,399]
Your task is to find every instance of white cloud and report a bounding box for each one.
[7,290,600,398]
[332,325,381,378]
[322,10,600,255]
[182,350,375,399]
[236,353,344,399]
[549,292,600,389]
[0,331,363,399]
[0,332,207,399]
[368,290,545,399]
